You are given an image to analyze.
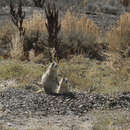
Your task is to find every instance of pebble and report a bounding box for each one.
[0,88,129,117]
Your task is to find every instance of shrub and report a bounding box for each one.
[9,0,27,60]
[107,13,130,57]
[0,21,16,46]
[0,9,101,61]
[24,10,101,60]
[45,1,61,62]
[61,11,101,58]
[23,11,47,59]
[23,11,47,33]
[10,32,25,60]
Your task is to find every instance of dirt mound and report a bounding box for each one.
[0,88,129,117]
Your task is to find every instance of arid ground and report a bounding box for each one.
[0,0,130,129]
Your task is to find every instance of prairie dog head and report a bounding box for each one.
[58,77,70,94]
[60,78,69,85]
[48,61,58,73]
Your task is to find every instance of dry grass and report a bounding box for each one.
[0,10,130,62]
[60,11,100,53]
[0,10,101,60]
[0,8,130,130]
[0,60,45,87]
[24,10,100,37]
[107,13,130,57]
[92,110,130,130]
[10,32,25,60]
[0,20,16,44]
[23,10,47,33]
[0,56,129,94]
[0,21,25,60]
[0,11,129,93]
[61,11,99,37]
[59,55,130,94]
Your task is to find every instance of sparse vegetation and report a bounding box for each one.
[107,13,130,58]
[0,0,130,129]
[0,7,102,61]
[0,56,129,94]
[0,60,45,87]
[9,0,26,60]
[60,11,101,59]
[23,9,102,61]
[92,110,130,130]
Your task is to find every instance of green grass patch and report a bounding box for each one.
[0,60,45,87]
[59,56,130,94]
[0,56,129,94]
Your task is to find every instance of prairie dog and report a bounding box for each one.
[41,62,59,94]
[57,77,70,94]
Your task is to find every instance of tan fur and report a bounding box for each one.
[57,78,70,94]
[41,62,59,94]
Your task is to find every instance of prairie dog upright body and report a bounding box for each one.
[41,62,59,94]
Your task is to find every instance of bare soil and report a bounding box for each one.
[0,88,129,129]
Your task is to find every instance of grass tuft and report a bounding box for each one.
[0,56,129,94]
